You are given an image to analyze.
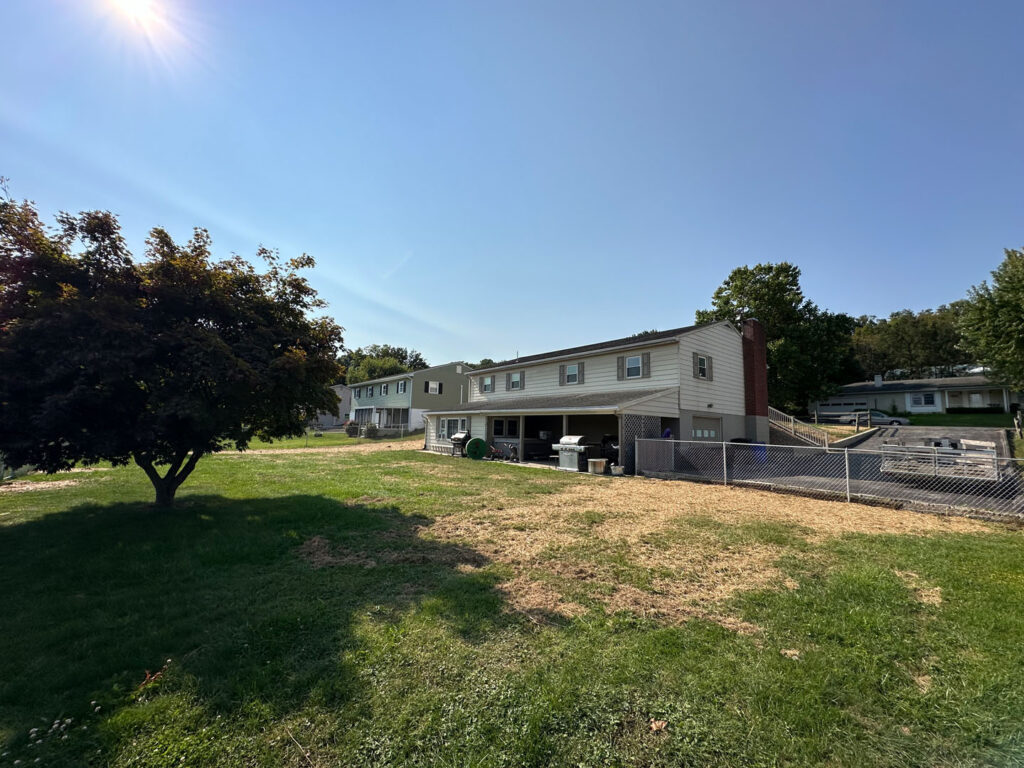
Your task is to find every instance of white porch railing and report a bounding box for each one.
[768,406,830,448]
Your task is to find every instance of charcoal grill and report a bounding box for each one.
[552,435,593,472]
[450,431,471,457]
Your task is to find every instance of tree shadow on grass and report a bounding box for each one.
[0,494,536,762]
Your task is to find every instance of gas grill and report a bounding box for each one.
[552,435,594,472]
[450,431,471,457]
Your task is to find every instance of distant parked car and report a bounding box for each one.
[837,409,909,426]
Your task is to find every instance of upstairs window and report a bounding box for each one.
[625,355,642,378]
[355,387,362,398]
[481,375,494,393]
[397,380,406,394]
[427,381,441,394]
[381,383,389,396]
[366,386,373,398]
[692,352,713,381]
[510,372,522,390]
[566,364,579,384]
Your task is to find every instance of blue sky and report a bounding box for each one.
[3,0,1022,365]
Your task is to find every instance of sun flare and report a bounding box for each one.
[111,0,160,27]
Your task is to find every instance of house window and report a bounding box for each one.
[397,380,406,394]
[566,364,579,385]
[481,375,494,393]
[446,418,460,437]
[428,381,440,394]
[492,418,519,437]
[510,372,522,390]
[911,393,935,407]
[625,355,642,378]
[460,418,467,431]
[922,393,935,405]
[365,386,373,398]
[355,387,362,398]
[381,383,388,396]
[696,356,708,379]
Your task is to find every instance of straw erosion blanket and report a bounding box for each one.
[420,462,991,630]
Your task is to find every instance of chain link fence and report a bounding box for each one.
[636,439,1024,520]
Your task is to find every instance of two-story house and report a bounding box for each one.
[349,362,474,432]
[424,320,768,472]
[314,384,353,429]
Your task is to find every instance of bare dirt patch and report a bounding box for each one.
[0,479,80,494]
[297,536,377,569]
[895,571,943,605]
[248,440,421,456]
[425,470,989,630]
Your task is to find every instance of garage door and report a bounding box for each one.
[691,417,722,441]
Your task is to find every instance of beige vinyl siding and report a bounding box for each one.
[468,342,679,404]
[678,324,745,415]
[622,388,681,417]
[470,415,487,440]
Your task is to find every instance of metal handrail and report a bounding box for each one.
[767,406,830,448]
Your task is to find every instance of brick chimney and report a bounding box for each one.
[742,319,768,417]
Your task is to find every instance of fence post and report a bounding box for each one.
[635,437,639,476]
[722,441,728,486]
[844,449,851,503]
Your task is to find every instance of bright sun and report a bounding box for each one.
[111,0,160,27]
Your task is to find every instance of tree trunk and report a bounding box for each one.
[153,478,177,507]
[134,450,203,507]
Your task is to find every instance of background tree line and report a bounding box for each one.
[696,255,1023,413]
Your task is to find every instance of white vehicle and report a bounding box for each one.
[837,409,909,426]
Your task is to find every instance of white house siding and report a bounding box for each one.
[677,323,746,416]
[622,389,681,417]
[467,342,680,404]
[904,391,942,414]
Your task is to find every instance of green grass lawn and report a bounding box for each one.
[245,430,424,450]
[907,412,1015,428]
[2,447,1024,766]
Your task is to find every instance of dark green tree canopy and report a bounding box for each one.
[341,344,429,384]
[0,199,343,505]
[852,303,971,379]
[959,248,1024,390]
[696,262,858,412]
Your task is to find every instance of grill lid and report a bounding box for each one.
[451,431,471,442]
[558,435,587,446]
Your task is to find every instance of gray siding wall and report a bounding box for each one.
[678,323,746,417]
[411,363,474,410]
[467,343,680,404]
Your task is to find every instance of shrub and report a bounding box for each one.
[345,423,360,437]
[363,423,379,439]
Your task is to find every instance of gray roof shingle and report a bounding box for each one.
[838,375,999,395]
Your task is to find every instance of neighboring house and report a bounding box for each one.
[814,375,1022,415]
[424,320,769,473]
[314,384,353,429]
[349,362,474,430]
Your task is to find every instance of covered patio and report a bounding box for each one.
[427,388,681,473]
